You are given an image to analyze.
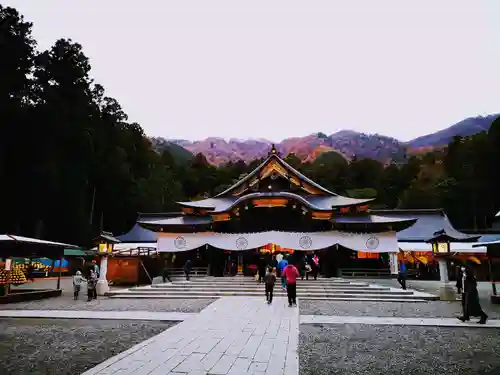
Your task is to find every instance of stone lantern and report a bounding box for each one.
[426,229,454,301]
[92,232,121,295]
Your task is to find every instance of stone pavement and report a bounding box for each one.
[0,310,194,321]
[301,314,500,328]
[82,296,299,375]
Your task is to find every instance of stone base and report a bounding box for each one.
[96,280,110,296]
[439,284,457,301]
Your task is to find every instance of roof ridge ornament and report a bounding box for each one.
[268,144,281,157]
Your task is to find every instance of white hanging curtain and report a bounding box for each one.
[157,231,398,253]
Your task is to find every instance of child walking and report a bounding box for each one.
[72,270,86,300]
[264,267,277,304]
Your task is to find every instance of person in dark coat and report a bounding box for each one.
[458,267,488,324]
[183,259,192,281]
[299,255,307,280]
[455,265,464,294]
[162,257,172,283]
[397,260,407,290]
[258,256,266,283]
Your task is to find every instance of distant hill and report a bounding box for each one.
[406,114,500,149]
[150,137,193,164]
[170,132,406,165]
[159,113,500,165]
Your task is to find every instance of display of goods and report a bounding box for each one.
[0,268,27,285]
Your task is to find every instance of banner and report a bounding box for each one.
[157,230,398,253]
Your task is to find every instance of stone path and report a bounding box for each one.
[82,296,299,375]
[0,310,194,321]
[300,314,500,328]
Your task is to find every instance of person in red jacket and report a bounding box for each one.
[282,261,300,307]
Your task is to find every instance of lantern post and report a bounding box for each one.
[93,232,120,296]
[427,231,455,301]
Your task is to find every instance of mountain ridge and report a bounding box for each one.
[154,114,500,165]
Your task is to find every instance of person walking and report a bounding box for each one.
[311,254,320,280]
[397,260,407,290]
[458,267,488,324]
[72,270,86,300]
[89,260,99,299]
[305,262,312,280]
[87,270,97,301]
[270,255,278,270]
[299,256,307,280]
[264,267,276,304]
[258,255,266,283]
[277,255,288,290]
[282,261,300,307]
[183,259,192,281]
[456,265,464,294]
[162,257,172,283]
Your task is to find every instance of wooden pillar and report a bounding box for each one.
[50,258,55,277]
[56,254,63,289]
[489,257,497,296]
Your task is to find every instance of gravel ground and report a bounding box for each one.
[0,318,176,375]
[0,296,216,312]
[359,278,499,308]
[299,323,500,375]
[299,300,500,319]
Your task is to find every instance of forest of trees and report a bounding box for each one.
[2,6,500,246]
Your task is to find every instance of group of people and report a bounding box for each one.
[260,253,320,307]
[161,258,192,282]
[72,260,100,301]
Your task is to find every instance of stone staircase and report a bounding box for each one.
[107,276,438,302]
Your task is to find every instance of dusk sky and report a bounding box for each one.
[8,1,500,142]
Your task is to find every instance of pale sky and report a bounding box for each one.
[6,0,500,142]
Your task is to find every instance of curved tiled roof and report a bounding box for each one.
[177,192,373,213]
[177,197,238,211]
[332,214,417,225]
[138,216,212,226]
[332,214,417,232]
[214,153,337,197]
[370,209,479,242]
[116,224,157,243]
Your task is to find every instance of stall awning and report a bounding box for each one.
[63,248,93,256]
[0,235,79,248]
[90,242,157,251]
[399,242,486,254]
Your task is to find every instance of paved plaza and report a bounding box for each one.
[81,296,299,375]
[1,279,500,374]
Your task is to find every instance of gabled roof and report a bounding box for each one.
[139,216,212,226]
[370,209,479,242]
[214,146,337,197]
[177,192,373,213]
[116,224,157,243]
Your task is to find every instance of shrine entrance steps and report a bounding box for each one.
[106,276,438,302]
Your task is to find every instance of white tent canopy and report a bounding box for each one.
[0,234,79,248]
[157,230,398,253]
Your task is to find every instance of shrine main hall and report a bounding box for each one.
[115,145,479,277]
